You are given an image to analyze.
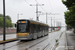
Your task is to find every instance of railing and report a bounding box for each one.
[0,28,16,34]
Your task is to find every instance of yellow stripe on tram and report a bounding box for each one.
[17,33,30,37]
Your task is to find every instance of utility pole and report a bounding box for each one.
[51,17,52,32]
[45,13,51,24]
[36,4,38,21]
[52,17,55,30]
[50,17,55,31]
[38,12,59,25]
[30,4,44,21]
[17,14,23,20]
[46,13,47,24]
[40,12,51,24]
[54,19,55,27]
[3,0,6,41]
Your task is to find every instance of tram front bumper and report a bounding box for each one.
[17,34,32,40]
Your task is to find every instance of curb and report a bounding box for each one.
[49,30,60,33]
[54,31,64,50]
[0,32,16,35]
[0,38,17,44]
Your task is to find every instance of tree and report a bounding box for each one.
[0,17,3,27]
[0,14,13,28]
[65,11,75,27]
[6,15,11,21]
[0,14,11,21]
[62,0,75,33]
[0,14,3,17]
[62,0,75,10]
[6,19,13,28]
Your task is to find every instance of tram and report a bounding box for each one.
[15,19,49,40]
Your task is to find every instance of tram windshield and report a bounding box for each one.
[17,24,29,33]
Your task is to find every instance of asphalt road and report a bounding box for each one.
[0,27,66,50]
[66,31,75,50]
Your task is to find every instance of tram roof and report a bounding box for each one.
[18,19,49,26]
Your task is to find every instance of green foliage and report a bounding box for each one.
[0,14,13,28]
[0,17,3,27]
[55,39,58,42]
[62,0,75,10]
[0,14,11,21]
[62,0,75,28]
[0,14,3,17]
[65,10,75,27]
[6,15,11,21]
[6,19,13,27]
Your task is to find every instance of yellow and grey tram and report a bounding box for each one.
[16,19,49,40]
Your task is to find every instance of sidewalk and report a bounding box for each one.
[56,32,67,50]
[56,30,75,50]
[66,30,75,50]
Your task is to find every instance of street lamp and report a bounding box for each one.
[17,14,23,20]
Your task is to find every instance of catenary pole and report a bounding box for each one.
[51,17,52,32]
[46,13,47,24]
[30,4,44,21]
[3,0,6,41]
[36,4,39,21]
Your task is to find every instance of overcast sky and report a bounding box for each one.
[0,0,67,26]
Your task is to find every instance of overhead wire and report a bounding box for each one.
[48,0,54,12]
[25,0,53,13]
[25,0,47,13]
[24,0,35,9]
[35,0,47,12]
[25,0,30,5]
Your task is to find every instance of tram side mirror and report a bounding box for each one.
[15,24,16,27]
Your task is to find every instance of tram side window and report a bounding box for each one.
[30,24,33,33]
[42,26,44,32]
[38,25,40,32]
[47,27,49,31]
[39,25,42,32]
[46,27,48,32]
[43,26,45,32]
[45,27,47,32]
[34,24,37,33]
[36,25,39,32]
[26,24,29,32]
[30,24,37,33]
[41,26,43,32]
[40,25,41,32]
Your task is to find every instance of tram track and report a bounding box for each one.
[24,36,48,50]
[3,36,48,50]
[2,40,26,50]
[28,37,48,48]
[2,30,63,50]
[26,31,62,50]
[42,31,63,50]
[42,43,50,50]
